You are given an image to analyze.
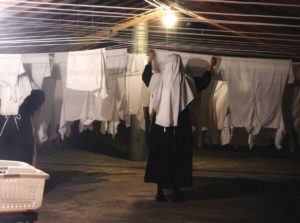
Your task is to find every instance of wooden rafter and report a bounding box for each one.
[69,9,165,51]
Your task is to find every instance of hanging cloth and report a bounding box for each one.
[66,48,107,98]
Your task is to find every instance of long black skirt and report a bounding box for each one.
[144,108,193,188]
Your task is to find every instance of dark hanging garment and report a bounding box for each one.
[143,62,211,188]
[0,90,45,164]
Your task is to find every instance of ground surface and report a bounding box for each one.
[4,145,300,223]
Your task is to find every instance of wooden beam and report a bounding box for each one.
[68,9,165,51]
[170,2,251,40]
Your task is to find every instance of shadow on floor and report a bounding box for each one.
[128,177,300,223]
[184,177,300,201]
[44,170,110,194]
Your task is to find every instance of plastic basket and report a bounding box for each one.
[0,160,49,213]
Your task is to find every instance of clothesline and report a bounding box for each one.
[2,3,300,21]
[2,20,298,40]
[1,12,300,29]
[186,0,300,8]
[0,31,297,54]
[0,4,137,16]
[1,17,299,44]
[1,0,152,11]
[1,37,298,60]
[1,30,299,48]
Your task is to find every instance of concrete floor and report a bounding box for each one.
[28,145,300,223]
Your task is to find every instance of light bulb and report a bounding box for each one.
[163,10,177,28]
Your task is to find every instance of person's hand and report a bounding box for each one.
[148,49,155,63]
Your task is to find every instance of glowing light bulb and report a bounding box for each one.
[163,10,177,28]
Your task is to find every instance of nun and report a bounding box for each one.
[142,50,214,202]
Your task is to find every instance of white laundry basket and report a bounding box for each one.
[0,160,49,213]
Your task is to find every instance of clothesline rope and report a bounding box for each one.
[0,36,298,58]
[1,21,299,39]
[1,0,153,11]
[186,0,300,8]
[1,32,297,58]
[1,12,300,29]
[1,26,299,45]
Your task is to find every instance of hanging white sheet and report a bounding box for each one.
[56,52,88,137]
[153,49,211,77]
[66,48,107,98]
[0,54,25,85]
[84,48,128,136]
[22,53,51,89]
[97,49,128,135]
[218,57,294,148]
[0,75,32,116]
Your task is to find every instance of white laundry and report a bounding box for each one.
[153,49,211,76]
[86,48,128,136]
[22,53,51,89]
[34,78,63,144]
[211,81,229,130]
[0,54,25,86]
[106,48,128,76]
[56,52,88,138]
[218,57,294,148]
[0,75,32,116]
[126,54,148,115]
[66,48,107,98]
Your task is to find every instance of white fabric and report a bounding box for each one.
[66,48,107,98]
[87,49,128,136]
[22,53,51,89]
[212,81,229,130]
[56,52,88,138]
[149,54,195,127]
[218,57,293,135]
[126,54,148,114]
[0,75,32,116]
[105,48,128,76]
[124,54,149,130]
[218,57,293,149]
[59,49,129,138]
[34,78,63,143]
[0,54,25,86]
[153,49,211,76]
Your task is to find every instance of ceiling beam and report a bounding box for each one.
[67,9,165,51]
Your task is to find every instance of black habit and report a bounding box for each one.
[143,63,211,188]
[0,90,45,165]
